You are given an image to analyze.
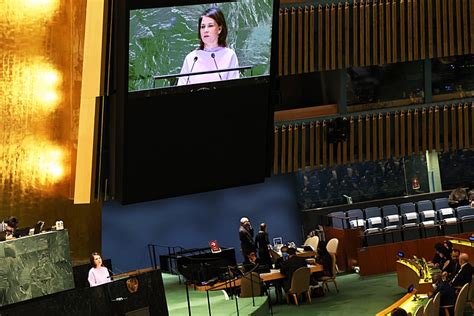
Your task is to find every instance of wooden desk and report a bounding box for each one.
[358,233,471,276]
[396,260,433,294]
[375,291,428,316]
[113,267,155,280]
[193,264,323,291]
[296,251,317,258]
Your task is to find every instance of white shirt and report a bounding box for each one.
[177,47,239,85]
[88,266,111,287]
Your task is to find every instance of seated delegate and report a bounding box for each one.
[312,240,333,280]
[243,251,270,274]
[280,247,307,292]
[450,253,472,288]
[429,272,456,316]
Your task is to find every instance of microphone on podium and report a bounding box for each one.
[186,56,198,84]
[210,53,222,80]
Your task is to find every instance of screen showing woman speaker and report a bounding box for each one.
[129,0,275,92]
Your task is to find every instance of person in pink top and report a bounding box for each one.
[88,252,111,287]
[177,7,239,85]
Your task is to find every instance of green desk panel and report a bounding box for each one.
[0,230,74,307]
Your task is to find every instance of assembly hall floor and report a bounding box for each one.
[164,272,409,315]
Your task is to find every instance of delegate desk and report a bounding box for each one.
[396,259,435,294]
[376,291,429,316]
[0,229,74,307]
[193,264,323,291]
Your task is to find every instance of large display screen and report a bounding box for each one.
[128,0,274,92]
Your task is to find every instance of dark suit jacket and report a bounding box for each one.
[280,256,307,291]
[239,226,255,255]
[445,259,460,279]
[432,281,456,307]
[451,263,473,287]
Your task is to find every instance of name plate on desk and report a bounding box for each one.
[0,230,74,307]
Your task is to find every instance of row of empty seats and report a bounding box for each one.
[328,197,474,246]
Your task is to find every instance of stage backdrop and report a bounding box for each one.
[102,174,301,272]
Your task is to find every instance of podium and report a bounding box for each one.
[0,268,168,316]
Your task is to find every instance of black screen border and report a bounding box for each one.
[111,0,280,203]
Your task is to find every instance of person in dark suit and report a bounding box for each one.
[430,272,456,315]
[255,223,272,270]
[445,249,461,280]
[312,240,333,280]
[450,253,473,288]
[390,307,408,316]
[280,247,307,292]
[242,251,269,273]
[239,217,256,257]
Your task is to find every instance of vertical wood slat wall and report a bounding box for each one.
[278,0,474,74]
[273,103,473,174]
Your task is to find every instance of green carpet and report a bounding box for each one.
[164,271,474,316]
[164,273,268,316]
[270,273,404,316]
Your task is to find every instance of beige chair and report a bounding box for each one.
[326,238,339,254]
[467,280,474,309]
[326,238,339,272]
[240,272,263,298]
[285,267,311,306]
[454,283,469,316]
[413,305,424,316]
[303,236,319,252]
[423,297,434,316]
[432,291,441,316]
[319,253,339,293]
[444,282,470,316]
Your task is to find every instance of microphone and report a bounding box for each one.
[210,53,222,80]
[186,56,198,84]
[107,268,114,278]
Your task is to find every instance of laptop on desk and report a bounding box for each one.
[13,227,32,238]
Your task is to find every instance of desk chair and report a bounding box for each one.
[413,305,423,316]
[434,197,450,211]
[442,282,469,316]
[326,238,339,270]
[303,236,319,252]
[423,297,434,316]
[438,207,459,234]
[382,205,402,243]
[432,291,441,316]
[285,267,311,306]
[456,206,474,233]
[319,253,339,293]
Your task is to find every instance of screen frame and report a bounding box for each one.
[110,0,279,203]
[126,0,277,94]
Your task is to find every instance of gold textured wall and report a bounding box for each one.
[0,0,101,264]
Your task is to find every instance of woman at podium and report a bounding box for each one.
[177,7,239,85]
[88,252,111,287]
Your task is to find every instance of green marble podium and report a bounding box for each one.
[0,229,74,307]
